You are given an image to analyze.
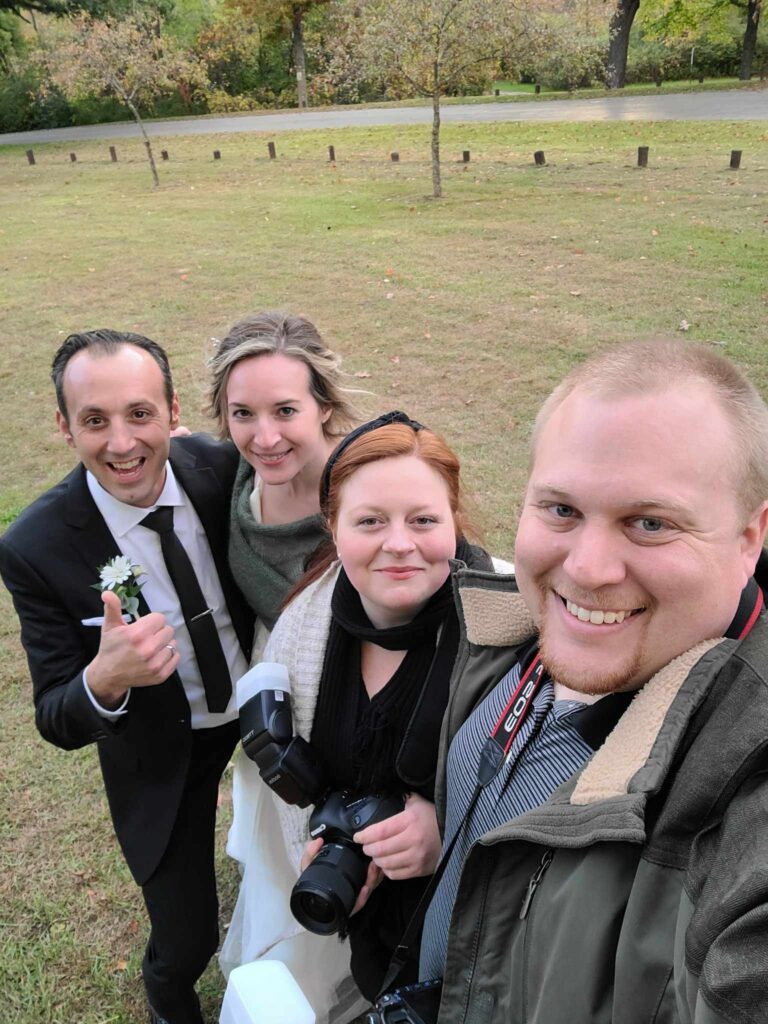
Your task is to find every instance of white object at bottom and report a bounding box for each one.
[220,961,316,1024]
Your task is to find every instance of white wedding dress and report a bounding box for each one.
[219,578,367,1024]
[220,750,365,1024]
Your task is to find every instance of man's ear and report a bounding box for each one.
[740,501,768,577]
[170,392,180,430]
[56,409,74,448]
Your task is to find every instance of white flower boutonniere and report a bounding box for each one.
[92,555,146,621]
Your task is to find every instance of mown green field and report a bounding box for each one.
[1,116,767,1023]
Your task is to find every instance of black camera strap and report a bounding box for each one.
[377,647,546,998]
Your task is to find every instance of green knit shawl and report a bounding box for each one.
[228,457,329,630]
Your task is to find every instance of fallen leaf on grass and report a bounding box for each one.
[128,919,140,935]
[651,229,660,236]
[115,960,129,972]
[386,292,394,300]
[569,290,582,297]
[678,320,690,332]
[390,356,400,365]
[423,332,431,339]
[354,371,372,378]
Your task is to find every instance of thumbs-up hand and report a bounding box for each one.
[86,591,180,709]
[100,589,127,631]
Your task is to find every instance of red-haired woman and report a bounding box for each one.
[221,412,511,1018]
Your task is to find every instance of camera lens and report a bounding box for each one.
[292,890,338,928]
[290,841,368,935]
[298,891,337,927]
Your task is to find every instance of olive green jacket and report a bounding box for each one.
[434,566,768,1024]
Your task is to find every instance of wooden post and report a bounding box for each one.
[213,150,221,161]
[637,145,649,168]
[109,146,118,163]
[268,141,277,160]
[390,152,400,163]
[161,150,169,161]
[69,152,77,163]
[26,149,35,166]
[494,89,500,96]
[729,149,742,169]
[462,150,470,163]
[328,145,336,162]
[533,150,546,166]
[535,83,541,95]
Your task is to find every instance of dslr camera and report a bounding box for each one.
[365,979,443,1024]
[237,663,403,936]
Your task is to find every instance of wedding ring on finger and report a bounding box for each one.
[165,642,177,663]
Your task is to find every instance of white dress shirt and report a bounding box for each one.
[84,464,248,728]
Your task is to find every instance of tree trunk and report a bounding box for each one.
[431,79,442,199]
[292,4,308,109]
[125,98,160,187]
[606,0,640,89]
[740,0,760,81]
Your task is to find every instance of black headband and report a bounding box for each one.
[320,410,424,512]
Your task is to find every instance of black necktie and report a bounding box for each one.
[141,506,232,713]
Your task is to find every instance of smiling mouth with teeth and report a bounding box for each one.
[563,596,645,625]
[254,451,291,462]
[109,457,144,474]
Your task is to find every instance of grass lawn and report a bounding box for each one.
[488,75,762,100]
[1,117,767,1023]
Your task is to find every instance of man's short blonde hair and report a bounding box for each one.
[531,339,768,520]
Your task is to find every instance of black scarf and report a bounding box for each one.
[310,538,491,797]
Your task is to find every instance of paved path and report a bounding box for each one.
[1,89,765,146]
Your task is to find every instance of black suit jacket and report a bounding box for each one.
[0,435,254,884]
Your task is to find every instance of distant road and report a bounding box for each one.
[1,89,765,146]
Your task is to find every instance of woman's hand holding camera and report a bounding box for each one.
[299,837,383,915]
[353,793,441,880]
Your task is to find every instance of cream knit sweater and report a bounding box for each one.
[261,563,341,873]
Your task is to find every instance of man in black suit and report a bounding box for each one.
[0,330,254,1024]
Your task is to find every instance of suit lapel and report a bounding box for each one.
[63,464,153,618]
[169,443,230,578]
[64,463,122,571]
